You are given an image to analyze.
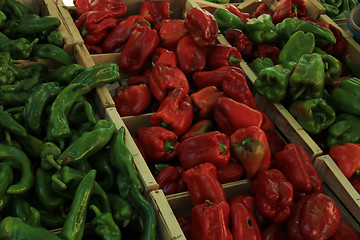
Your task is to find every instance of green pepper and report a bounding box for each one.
[0,32,39,60]
[90,204,121,240]
[313,47,342,84]
[206,0,230,2]
[254,61,296,102]
[245,14,278,45]
[329,77,360,115]
[345,56,360,78]
[278,31,315,64]
[250,57,274,75]
[0,90,31,107]
[38,209,66,229]
[327,113,360,147]
[295,20,337,45]
[349,0,358,9]
[289,98,336,135]
[31,43,74,66]
[49,63,85,85]
[334,0,350,18]
[47,31,64,47]
[4,196,41,226]
[0,193,10,211]
[108,193,136,228]
[0,0,6,11]
[67,96,97,126]
[0,162,13,197]
[289,53,325,101]
[275,17,302,47]
[88,149,115,192]
[0,106,27,137]
[3,0,31,20]
[0,71,40,94]
[0,217,62,240]
[321,2,340,16]
[0,10,6,27]
[213,8,245,34]
[0,64,15,85]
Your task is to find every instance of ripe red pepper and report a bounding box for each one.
[272,0,307,24]
[261,223,290,240]
[150,88,193,136]
[287,193,341,240]
[274,143,322,199]
[225,4,250,24]
[85,43,103,54]
[75,11,117,45]
[118,25,159,75]
[250,169,293,223]
[192,65,245,90]
[251,4,274,18]
[148,64,189,102]
[177,216,192,240]
[176,35,208,75]
[217,159,244,183]
[230,126,271,180]
[114,83,151,116]
[265,131,286,156]
[127,69,150,86]
[177,131,230,169]
[257,109,275,133]
[72,0,127,18]
[151,48,177,67]
[214,97,263,135]
[319,23,347,57]
[182,162,227,205]
[181,119,214,141]
[331,220,360,240]
[349,175,360,194]
[225,29,253,59]
[155,165,186,195]
[136,126,179,162]
[251,44,281,65]
[192,200,232,240]
[139,1,171,27]
[329,143,360,179]
[207,44,242,69]
[190,86,225,119]
[185,7,218,47]
[155,19,188,49]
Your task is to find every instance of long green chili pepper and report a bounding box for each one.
[67,96,97,126]
[31,43,74,66]
[49,63,85,85]
[108,193,136,228]
[0,90,31,107]
[0,162,13,197]
[0,71,40,93]
[90,204,121,240]
[2,0,31,20]
[4,196,41,226]
[0,106,27,137]
[88,149,115,192]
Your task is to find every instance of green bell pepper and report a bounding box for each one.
[327,113,360,147]
[245,14,278,45]
[275,17,302,47]
[250,57,274,75]
[329,77,360,115]
[2,0,31,20]
[213,8,245,33]
[47,31,64,47]
[313,47,342,84]
[295,20,337,45]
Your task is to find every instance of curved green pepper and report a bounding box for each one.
[31,44,74,66]
[108,193,136,228]
[245,14,278,45]
[90,204,121,240]
[0,91,31,107]
[0,71,40,94]
[67,96,96,126]
[327,113,360,147]
[88,149,115,192]
[0,162,13,197]
[0,106,27,137]
[295,20,337,45]
[47,31,64,47]
[49,63,85,85]
[213,8,245,33]
[2,0,31,20]
[4,196,41,226]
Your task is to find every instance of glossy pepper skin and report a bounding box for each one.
[313,47,342,84]
[149,64,189,102]
[150,88,193,136]
[272,0,307,24]
[217,160,244,183]
[0,32,38,60]
[250,169,293,223]
[275,17,302,47]
[245,14,278,45]
[90,204,121,240]
[261,223,290,240]
[230,126,271,180]
[250,57,274,75]
[137,126,179,162]
[225,29,253,59]
[182,162,227,205]
[49,64,85,85]
[213,7,245,34]
[274,143,322,198]
[69,0,126,18]
[0,107,27,138]
[118,25,159,75]
[181,119,214,141]
[155,165,186,195]
[225,4,250,24]
[151,47,177,67]
[207,44,242,69]
[155,19,188,49]
[192,200,233,240]
[114,83,151,116]
[329,143,360,179]
[295,20,337,46]
[214,97,263,135]
[2,0,30,20]
[289,98,336,135]
[327,113,360,147]
[31,44,74,66]
[177,131,230,169]
[319,23,347,57]
[185,7,218,47]
[139,1,171,27]
[331,220,360,239]
[190,86,225,119]
[287,193,340,240]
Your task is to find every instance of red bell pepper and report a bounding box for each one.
[177,216,192,240]
[251,44,281,65]
[192,200,232,240]
[139,1,171,27]
[71,0,127,18]
[118,25,159,75]
[216,159,244,183]
[113,83,151,117]
[261,223,290,240]
[182,162,227,205]
[331,220,360,240]
[185,7,218,47]
[75,11,117,45]
[264,130,286,156]
[319,23,347,57]
[85,43,103,54]
[136,126,179,162]
[176,35,208,75]
[225,4,250,24]
[155,165,187,195]
[150,88,193,136]
[177,131,230,169]
[329,143,360,179]
[190,86,225,119]
[230,126,271,180]
[127,69,151,86]
[155,19,188,49]
[207,44,242,69]
[148,64,189,102]
[181,119,214,141]
[222,67,256,109]
[151,47,177,67]
[250,169,293,223]
[192,65,245,90]
[251,4,274,18]
[225,29,253,60]
[257,109,275,133]
[287,193,340,240]
[272,0,307,24]
[214,97,263,136]
[349,175,360,194]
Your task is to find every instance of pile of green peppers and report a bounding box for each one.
[317,0,358,19]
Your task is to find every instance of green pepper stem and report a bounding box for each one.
[164,140,176,154]
[205,200,212,206]
[51,175,67,191]
[241,136,252,150]
[90,204,102,217]
[81,28,89,37]
[219,141,227,154]
[63,6,77,11]
[228,54,241,66]
[45,155,61,170]
[160,121,172,131]
[30,38,39,48]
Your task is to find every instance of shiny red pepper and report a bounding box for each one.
[118,25,159,75]
[192,200,232,240]
[272,0,307,24]
[177,131,230,169]
[287,193,341,240]
[225,4,250,23]
[137,126,179,162]
[185,7,218,47]
[148,64,189,102]
[230,126,271,180]
[114,83,152,116]
[155,165,186,195]
[214,97,263,135]
[207,44,242,69]
[72,0,127,18]
[251,4,274,18]
[216,159,244,183]
[250,169,293,223]
[265,130,286,156]
[155,19,188,49]
[127,69,151,86]
[329,143,360,179]
[139,1,171,27]
[182,162,227,205]
[257,109,275,133]
[150,88,193,136]
[274,143,322,199]
[85,43,103,54]
[319,23,347,57]
[151,48,177,67]
[331,220,360,240]
[251,44,281,65]
[176,35,208,75]
[181,119,214,141]
[190,86,225,119]
[225,29,253,60]
[261,223,290,240]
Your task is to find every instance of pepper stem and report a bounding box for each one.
[228,54,241,66]
[160,121,172,131]
[292,4,298,17]
[44,155,62,170]
[164,140,176,154]
[63,6,77,11]
[205,200,211,206]
[29,38,39,48]
[81,28,89,37]
[355,169,360,176]
[219,141,227,154]
[241,136,252,150]
[90,204,102,217]
[51,175,67,191]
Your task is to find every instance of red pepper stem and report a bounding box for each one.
[355,169,360,176]
[205,200,212,206]
[81,28,89,37]
[160,121,172,131]
[241,136,252,150]
[164,140,176,154]
[219,141,227,154]
[228,54,241,66]
[63,6,77,11]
